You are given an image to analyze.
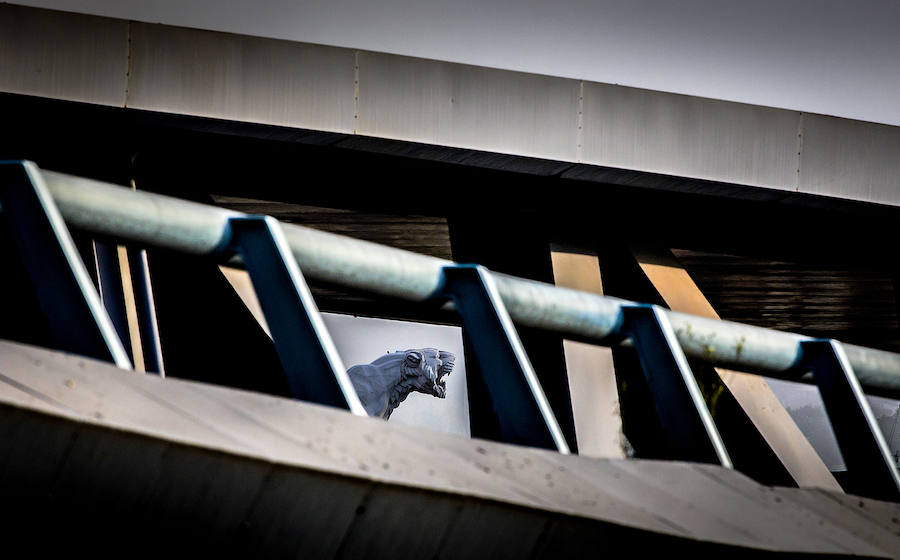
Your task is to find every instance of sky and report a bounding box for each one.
[12,0,900,126]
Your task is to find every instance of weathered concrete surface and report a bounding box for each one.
[0,4,128,106]
[0,339,898,557]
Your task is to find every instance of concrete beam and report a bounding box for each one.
[2,4,899,208]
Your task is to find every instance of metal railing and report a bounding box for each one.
[2,160,899,499]
[35,168,900,392]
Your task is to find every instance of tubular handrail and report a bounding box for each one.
[37,170,900,395]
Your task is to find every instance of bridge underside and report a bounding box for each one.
[1,340,898,558]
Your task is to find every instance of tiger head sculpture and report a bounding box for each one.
[347,348,457,419]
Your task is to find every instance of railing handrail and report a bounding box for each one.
[37,170,900,395]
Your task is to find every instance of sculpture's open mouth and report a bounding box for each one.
[432,374,447,398]
[431,353,455,399]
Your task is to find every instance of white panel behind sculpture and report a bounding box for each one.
[322,313,470,438]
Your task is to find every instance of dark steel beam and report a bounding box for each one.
[802,339,900,501]
[439,265,569,453]
[620,305,732,467]
[126,247,165,375]
[0,161,130,368]
[227,216,365,414]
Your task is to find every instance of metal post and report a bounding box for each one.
[620,305,732,467]
[439,265,570,453]
[94,241,133,362]
[226,216,365,415]
[126,248,165,375]
[801,339,900,500]
[0,162,131,368]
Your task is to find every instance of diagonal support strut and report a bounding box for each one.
[620,304,732,467]
[0,161,131,369]
[439,264,570,453]
[801,339,900,501]
[227,216,365,415]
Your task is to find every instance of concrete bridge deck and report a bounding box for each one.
[1,339,898,557]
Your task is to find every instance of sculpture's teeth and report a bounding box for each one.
[433,381,446,398]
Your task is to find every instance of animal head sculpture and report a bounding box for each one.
[402,348,456,399]
[347,348,457,419]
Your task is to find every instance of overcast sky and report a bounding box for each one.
[13,0,900,126]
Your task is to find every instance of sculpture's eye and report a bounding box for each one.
[405,351,422,368]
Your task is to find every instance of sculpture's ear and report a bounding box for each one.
[404,351,423,369]
[438,351,456,375]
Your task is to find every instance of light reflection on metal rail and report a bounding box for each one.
[35,168,900,395]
